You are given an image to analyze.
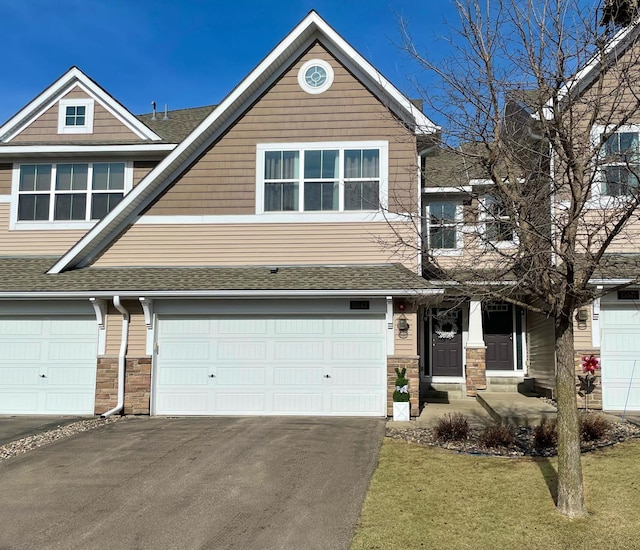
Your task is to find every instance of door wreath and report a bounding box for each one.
[434,316,458,339]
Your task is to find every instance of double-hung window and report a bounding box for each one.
[601,130,640,196]
[258,142,386,213]
[427,201,461,250]
[17,162,129,223]
[483,193,514,244]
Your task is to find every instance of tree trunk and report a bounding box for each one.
[554,314,587,518]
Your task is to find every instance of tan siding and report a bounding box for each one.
[12,86,142,143]
[0,203,87,255]
[146,44,417,216]
[133,161,158,186]
[0,164,12,194]
[573,310,594,351]
[104,302,147,357]
[94,221,419,269]
[393,312,418,356]
[527,311,556,392]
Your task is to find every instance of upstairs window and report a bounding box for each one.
[258,142,386,214]
[601,131,639,196]
[57,98,94,134]
[427,201,461,250]
[483,193,515,245]
[17,162,129,222]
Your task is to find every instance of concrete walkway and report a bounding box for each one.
[477,392,557,426]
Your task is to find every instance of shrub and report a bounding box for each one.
[579,413,612,442]
[533,418,557,450]
[480,423,515,448]
[392,367,410,402]
[435,413,469,442]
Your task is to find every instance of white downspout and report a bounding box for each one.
[101,296,129,418]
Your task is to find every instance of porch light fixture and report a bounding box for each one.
[397,316,410,332]
[576,309,589,322]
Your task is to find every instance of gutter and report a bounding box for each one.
[101,296,129,418]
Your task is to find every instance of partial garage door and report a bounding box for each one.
[0,317,98,415]
[600,306,640,411]
[154,315,387,416]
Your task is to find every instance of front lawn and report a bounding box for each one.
[351,438,640,550]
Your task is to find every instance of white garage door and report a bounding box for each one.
[154,315,387,416]
[0,317,98,415]
[600,306,640,411]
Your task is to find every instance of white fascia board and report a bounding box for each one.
[423,186,472,194]
[0,67,163,142]
[0,144,176,155]
[0,288,443,299]
[588,278,635,286]
[49,11,434,274]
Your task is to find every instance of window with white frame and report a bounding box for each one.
[258,142,386,213]
[57,98,94,134]
[600,130,639,196]
[427,201,461,250]
[17,162,129,222]
[484,193,514,243]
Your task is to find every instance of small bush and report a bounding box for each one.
[533,419,557,450]
[480,423,515,448]
[580,413,612,442]
[435,413,469,442]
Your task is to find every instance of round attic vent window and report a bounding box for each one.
[298,59,334,94]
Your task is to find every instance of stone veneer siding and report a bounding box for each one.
[94,356,152,415]
[387,356,419,417]
[465,347,487,397]
[575,350,602,410]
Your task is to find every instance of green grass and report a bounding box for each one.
[351,438,640,550]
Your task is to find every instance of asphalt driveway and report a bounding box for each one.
[0,416,385,550]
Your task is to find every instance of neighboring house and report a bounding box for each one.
[0,11,440,417]
[420,23,640,413]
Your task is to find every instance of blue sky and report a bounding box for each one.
[0,0,460,124]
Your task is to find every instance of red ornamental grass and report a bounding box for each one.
[581,354,600,374]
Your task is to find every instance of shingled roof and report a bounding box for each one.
[136,105,217,143]
[0,258,437,296]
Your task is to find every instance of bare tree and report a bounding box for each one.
[396,0,640,518]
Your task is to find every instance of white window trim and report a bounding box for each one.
[425,201,463,256]
[587,124,640,205]
[255,141,388,218]
[57,98,94,134]
[10,161,133,230]
[297,59,335,95]
[479,194,519,248]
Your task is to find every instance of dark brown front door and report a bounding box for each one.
[431,308,463,376]
[483,303,514,370]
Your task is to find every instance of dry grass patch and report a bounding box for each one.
[351,438,640,550]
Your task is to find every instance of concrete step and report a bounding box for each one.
[476,391,557,427]
[421,383,465,401]
[486,376,535,393]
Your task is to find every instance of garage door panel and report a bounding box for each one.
[158,366,209,385]
[0,320,44,336]
[216,366,266,385]
[162,341,210,361]
[155,315,386,416]
[217,393,265,412]
[273,393,323,413]
[0,367,40,385]
[273,366,324,386]
[2,342,42,361]
[48,342,96,361]
[49,320,97,336]
[45,392,94,413]
[274,341,324,360]
[217,341,267,360]
[333,341,383,360]
[156,392,209,413]
[331,394,382,414]
[0,391,39,411]
[48,366,96,386]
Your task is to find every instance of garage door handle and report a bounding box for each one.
[39,374,46,378]
[208,374,216,378]
[324,374,331,378]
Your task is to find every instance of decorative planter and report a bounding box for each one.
[393,401,410,421]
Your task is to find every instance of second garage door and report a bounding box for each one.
[154,315,387,416]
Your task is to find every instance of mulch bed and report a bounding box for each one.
[386,415,640,457]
